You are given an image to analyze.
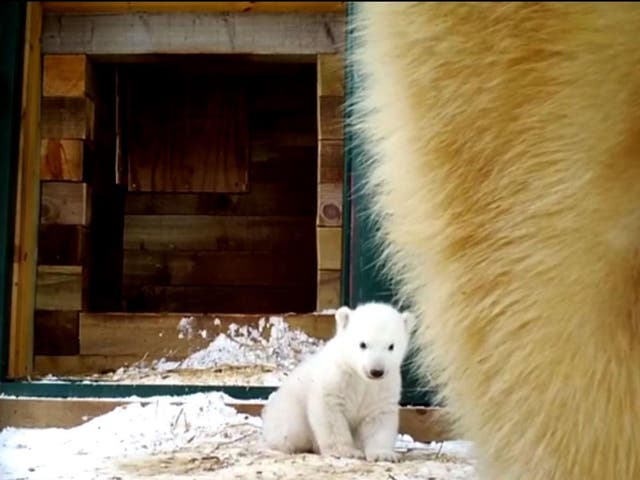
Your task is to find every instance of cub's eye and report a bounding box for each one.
[359,342,367,350]
[388,344,394,351]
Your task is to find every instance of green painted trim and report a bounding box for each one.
[342,2,434,406]
[0,381,438,406]
[0,2,26,380]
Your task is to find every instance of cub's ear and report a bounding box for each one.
[401,311,417,333]
[335,306,352,333]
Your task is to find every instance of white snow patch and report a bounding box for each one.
[0,392,476,480]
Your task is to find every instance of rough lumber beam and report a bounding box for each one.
[9,2,43,378]
[40,139,84,181]
[41,96,95,140]
[0,398,454,443]
[317,270,341,310]
[79,312,335,358]
[35,265,87,311]
[42,54,95,98]
[34,311,80,355]
[41,2,346,14]
[317,227,342,270]
[40,182,92,226]
[42,13,345,55]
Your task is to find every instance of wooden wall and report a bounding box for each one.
[122,59,318,313]
[316,54,344,309]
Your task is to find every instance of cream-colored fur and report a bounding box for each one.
[354,3,640,479]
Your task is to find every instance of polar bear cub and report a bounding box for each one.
[261,302,414,462]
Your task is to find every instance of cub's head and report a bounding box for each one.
[334,302,415,381]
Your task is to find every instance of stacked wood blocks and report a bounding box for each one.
[316,54,344,310]
[35,55,95,356]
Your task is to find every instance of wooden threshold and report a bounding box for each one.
[0,397,454,443]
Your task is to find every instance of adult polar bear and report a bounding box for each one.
[355,3,640,479]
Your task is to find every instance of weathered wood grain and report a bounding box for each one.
[317,269,341,310]
[40,182,91,225]
[34,310,80,355]
[317,226,342,270]
[80,312,334,357]
[42,12,345,55]
[123,250,312,287]
[38,224,87,265]
[123,215,314,251]
[35,265,86,311]
[40,139,84,181]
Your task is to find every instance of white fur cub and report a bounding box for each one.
[261,302,414,462]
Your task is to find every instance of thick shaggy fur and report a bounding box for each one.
[261,303,413,462]
[354,3,640,479]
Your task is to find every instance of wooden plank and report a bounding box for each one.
[123,215,314,252]
[317,226,342,270]
[0,398,454,443]
[318,95,344,140]
[41,96,95,139]
[40,139,84,180]
[38,224,87,265]
[123,284,316,314]
[127,74,250,193]
[80,312,334,357]
[318,182,342,227]
[42,2,346,14]
[124,186,315,216]
[43,54,93,98]
[40,181,92,225]
[9,2,43,378]
[318,140,343,184]
[36,265,86,311]
[34,310,80,355]
[123,250,312,287]
[317,54,344,96]
[34,354,142,376]
[42,12,345,55]
[317,269,341,310]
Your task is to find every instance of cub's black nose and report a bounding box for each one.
[370,369,385,379]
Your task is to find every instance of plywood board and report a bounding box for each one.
[317,226,342,270]
[40,139,84,181]
[35,265,86,311]
[127,74,249,193]
[42,12,345,55]
[40,182,91,225]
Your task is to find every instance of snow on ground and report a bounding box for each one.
[63,316,325,386]
[0,392,477,480]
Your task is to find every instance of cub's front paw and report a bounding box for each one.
[322,445,365,460]
[365,450,400,463]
